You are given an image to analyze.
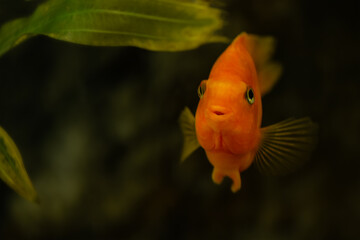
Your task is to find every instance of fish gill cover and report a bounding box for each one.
[0,0,227,58]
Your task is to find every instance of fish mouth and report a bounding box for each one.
[206,105,232,120]
[213,111,225,116]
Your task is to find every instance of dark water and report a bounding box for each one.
[0,0,359,239]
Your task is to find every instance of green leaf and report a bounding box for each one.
[0,0,227,57]
[0,126,38,202]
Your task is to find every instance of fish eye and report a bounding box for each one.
[246,87,255,104]
[197,80,207,99]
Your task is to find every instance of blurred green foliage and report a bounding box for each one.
[0,126,37,202]
[0,0,226,203]
[0,0,226,57]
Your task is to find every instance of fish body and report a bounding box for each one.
[180,32,317,192]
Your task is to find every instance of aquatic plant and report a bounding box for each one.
[0,0,227,57]
[0,0,226,202]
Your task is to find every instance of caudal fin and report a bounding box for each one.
[255,118,318,175]
[179,107,200,162]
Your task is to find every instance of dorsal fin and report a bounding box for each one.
[241,32,283,96]
[179,107,200,162]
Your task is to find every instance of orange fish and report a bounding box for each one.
[179,32,317,192]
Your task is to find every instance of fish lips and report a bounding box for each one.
[206,105,233,120]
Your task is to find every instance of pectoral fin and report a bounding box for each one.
[242,33,282,96]
[179,107,200,162]
[255,118,318,175]
[0,126,38,202]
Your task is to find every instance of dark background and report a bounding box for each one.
[0,0,359,239]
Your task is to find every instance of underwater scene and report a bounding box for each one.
[0,0,358,239]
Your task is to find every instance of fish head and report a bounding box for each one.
[195,77,261,155]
